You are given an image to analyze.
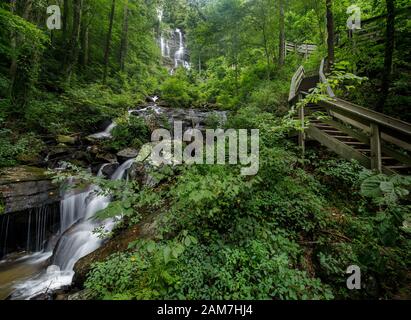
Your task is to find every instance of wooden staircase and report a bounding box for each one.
[289,60,411,175]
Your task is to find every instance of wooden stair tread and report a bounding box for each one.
[385,165,411,169]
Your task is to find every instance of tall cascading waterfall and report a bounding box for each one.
[158,9,169,58]
[174,28,184,67]
[157,7,189,71]
[174,28,190,69]
[10,158,136,299]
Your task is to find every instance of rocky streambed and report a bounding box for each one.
[0,100,227,299]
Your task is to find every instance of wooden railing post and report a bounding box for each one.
[298,93,305,156]
[370,123,382,172]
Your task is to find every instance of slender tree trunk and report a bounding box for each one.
[377,0,395,113]
[22,0,33,20]
[63,0,70,40]
[326,0,335,71]
[119,0,129,72]
[314,2,325,44]
[103,0,116,84]
[64,0,83,82]
[278,0,285,66]
[81,24,89,66]
[10,0,33,106]
[9,0,17,96]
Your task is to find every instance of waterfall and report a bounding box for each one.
[88,122,117,140]
[0,215,10,258]
[174,29,185,68]
[0,204,60,260]
[11,160,136,299]
[160,36,166,57]
[110,158,135,181]
[166,41,170,57]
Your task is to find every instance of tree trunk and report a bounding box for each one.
[10,0,33,105]
[103,0,116,84]
[22,0,33,20]
[64,0,83,82]
[81,24,89,66]
[326,0,335,71]
[377,0,395,113]
[9,0,17,96]
[63,0,70,40]
[119,0,129,72]
[278,0,285,66]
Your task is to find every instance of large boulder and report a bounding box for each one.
[56,135,78,145]
[99,163,120,178]
[96,152,117,164]
[117,148,139,161]
[0,166,60,214]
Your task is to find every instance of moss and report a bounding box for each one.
[0,166,51,185]
[0,196,5,215]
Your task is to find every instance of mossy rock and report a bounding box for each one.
[56,135,77,145]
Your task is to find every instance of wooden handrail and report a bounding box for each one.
[361,5,411,26]
[322,98,411,137]
[319,58,336,98]
[289,60,411,173]
[288,65,305,102]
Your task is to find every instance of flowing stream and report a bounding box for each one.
[0,97,226,299]
[0,117,136,300]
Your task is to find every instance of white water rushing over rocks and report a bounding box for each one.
[9,136,135,300]
[88,122,117,140]
[2,96,227,299]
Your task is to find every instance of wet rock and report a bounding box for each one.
[67,289,96,300]
[129,162,158,188]
[0,166,60,214]
[73,211,160,288]
[72,151,91,162]
[117,148,139,160]
[130,105,227,132]
[56,135,77,145]
[99,163,120,178]
[16,153,44,165]
[48,144,74,157]
[96,152,117,164]
[87,145,100,155]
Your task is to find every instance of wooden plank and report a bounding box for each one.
[381,145,411,167]
[319,59,336,97]
[321,103,411,152]
[370,123,382,172]
[323,98,411,137]
[288,65,305,102]
[310,115,411,167]
[306,126,370,168]
[299,97,305,156]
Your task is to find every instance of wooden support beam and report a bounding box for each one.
[298,94,305,156]
[306,126,370,168]
[370,123,382,173]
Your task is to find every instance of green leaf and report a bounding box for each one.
[163,246,171,264]
[146,241,156,253]
[380,181,394,194]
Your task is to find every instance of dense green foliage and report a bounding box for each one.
[1,0,410,301]
[83,109,410,300]
[0,0,163,167]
